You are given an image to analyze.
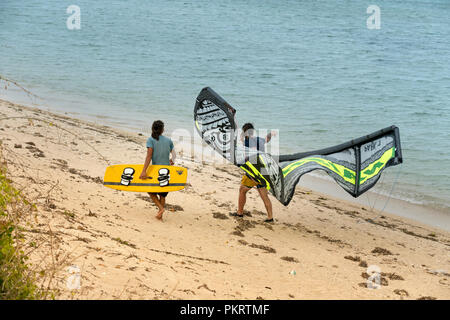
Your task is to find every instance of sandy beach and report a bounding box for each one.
[1,98,449,300]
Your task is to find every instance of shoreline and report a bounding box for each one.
[1,98,449,300]
[298,174,450,232]
[2,91,449,216]
[1,96,448,232]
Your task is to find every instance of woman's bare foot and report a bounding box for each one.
[155,208,165,220]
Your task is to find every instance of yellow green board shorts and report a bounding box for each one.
[241,175,265,189]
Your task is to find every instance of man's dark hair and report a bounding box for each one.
[152,120,164,141]
[242,123,254,134]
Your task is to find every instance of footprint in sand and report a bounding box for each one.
[197,284,216,293]
[280,256,299,263]
[393,289,409,297]
[212,212,229,220]
[371,247,393,256]
[416,296,437,300]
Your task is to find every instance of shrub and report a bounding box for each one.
[0,162,42,299]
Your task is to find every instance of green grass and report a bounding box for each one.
[0,162,42,299]
[112,237,137,249]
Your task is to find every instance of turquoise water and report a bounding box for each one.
[1,0,449,211]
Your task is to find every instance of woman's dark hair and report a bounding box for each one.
[152,120,164,140]
[242,123,254,135]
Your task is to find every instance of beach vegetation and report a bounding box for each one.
[0,160,43,299]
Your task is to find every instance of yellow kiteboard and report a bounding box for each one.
[103,164,188,192]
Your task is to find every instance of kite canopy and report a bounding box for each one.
[194,87,403,206]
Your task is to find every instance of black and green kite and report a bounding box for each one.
[194,87,403,206]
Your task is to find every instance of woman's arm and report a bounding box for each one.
[140,147,153,179]
[266,130,277,143]
[170,148,176,165]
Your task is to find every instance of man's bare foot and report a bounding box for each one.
[155,209,165,220]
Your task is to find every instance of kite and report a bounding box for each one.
[194,87,403,206]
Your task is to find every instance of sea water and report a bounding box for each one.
[0,0,449,211]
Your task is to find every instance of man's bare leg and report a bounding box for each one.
[257,188,273,220]
[238,185,251,216]
[149,193,165,220]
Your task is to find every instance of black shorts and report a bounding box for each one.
[149,192,168,198]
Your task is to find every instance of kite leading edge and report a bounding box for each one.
[194,87,403,206]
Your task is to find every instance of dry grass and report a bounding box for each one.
[0,145,72,299]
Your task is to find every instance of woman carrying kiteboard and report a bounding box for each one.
[140,120,176,220]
